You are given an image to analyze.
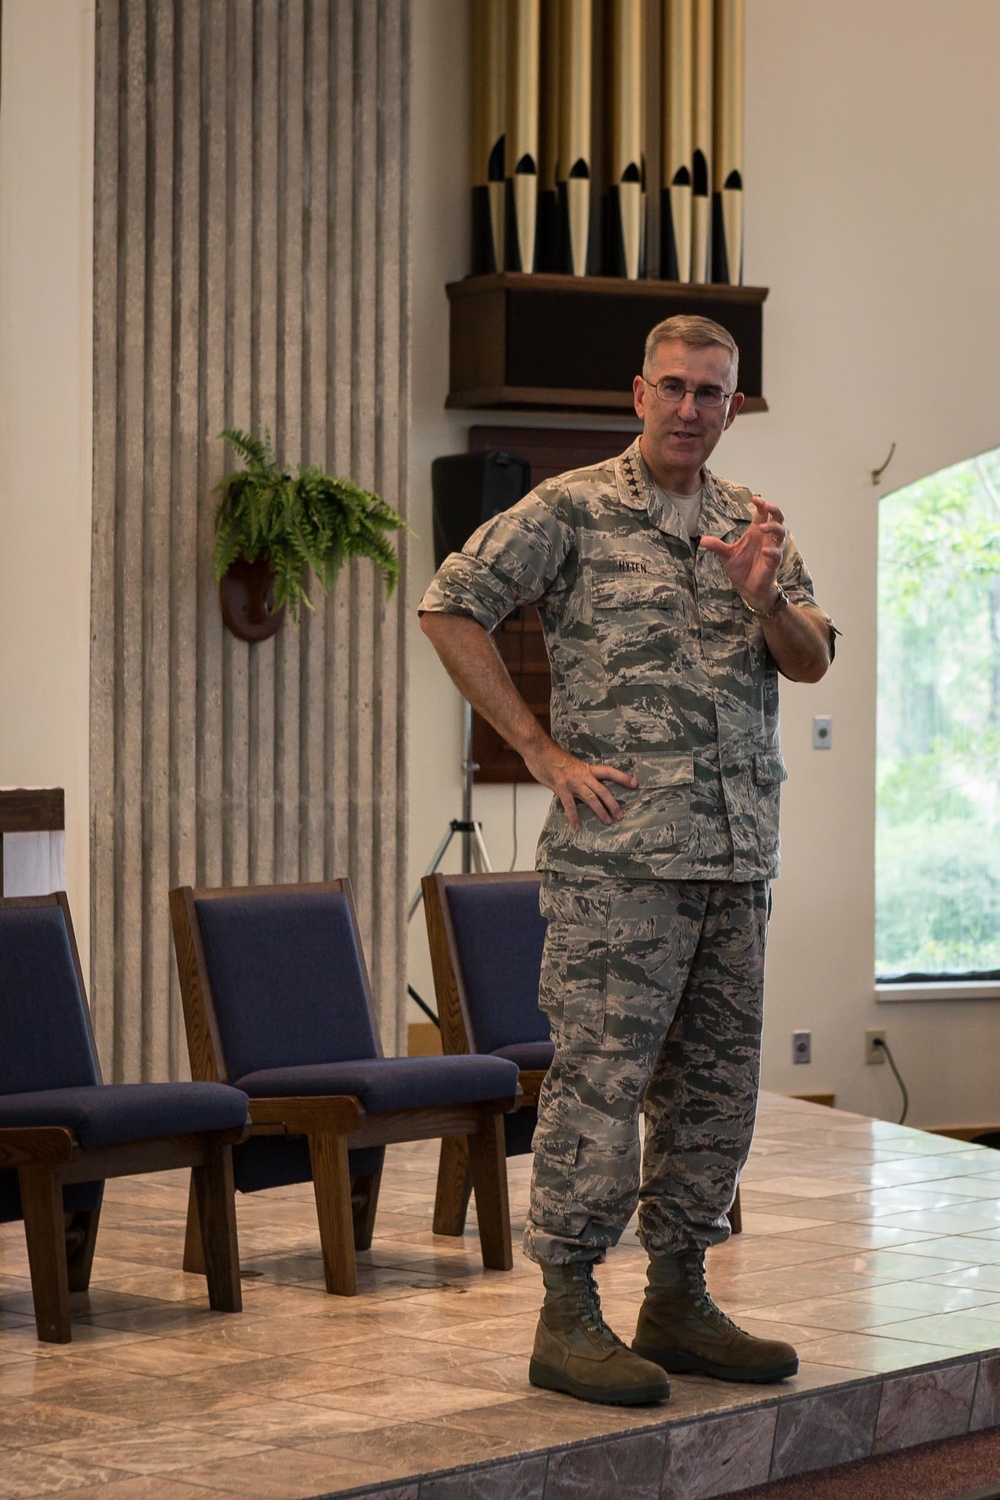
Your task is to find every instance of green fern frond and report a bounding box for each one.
[212,428,407,613]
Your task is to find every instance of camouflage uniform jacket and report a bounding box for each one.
[419,439,831,882]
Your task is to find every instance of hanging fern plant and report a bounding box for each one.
[213,428,408,621]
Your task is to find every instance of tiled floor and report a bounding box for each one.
[3,1094,1000,1499]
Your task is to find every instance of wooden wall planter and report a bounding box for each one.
[447,272,768,415]
[219,557,286,644]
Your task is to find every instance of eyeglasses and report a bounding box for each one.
[643,376,734,409]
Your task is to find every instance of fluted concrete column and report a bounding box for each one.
[92,0,410,1079]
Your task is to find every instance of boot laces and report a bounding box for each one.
[569,1262,623,1346]
[679,1255,741,1335]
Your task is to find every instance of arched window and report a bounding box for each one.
[876,447,1000,985]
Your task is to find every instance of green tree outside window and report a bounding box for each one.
[877,448,1000,980]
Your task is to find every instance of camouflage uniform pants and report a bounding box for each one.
[524,874,768,1266]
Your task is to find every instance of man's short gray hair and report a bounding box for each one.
[643,315,739,385]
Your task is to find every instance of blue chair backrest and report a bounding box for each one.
[0,903,99,1094]
[194,888,379,1079]
[446,879,549,1054]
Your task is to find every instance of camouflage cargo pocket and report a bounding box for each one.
[621,750,694,854]
[753,752,786,870]
[531,1123,587,1238]
[538,916,608,1048]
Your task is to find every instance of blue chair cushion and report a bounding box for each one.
[0,1083,249,1149]
[234,1054,519,1114]
[446,881,550,1054]
[0,905,99,1093]
[194,889,379,1079]
[493,1041,554,1071]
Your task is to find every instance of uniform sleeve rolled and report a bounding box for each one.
[417,488,575,634]
[779,531,839,652]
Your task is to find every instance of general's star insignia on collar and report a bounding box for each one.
[620,446,648,509]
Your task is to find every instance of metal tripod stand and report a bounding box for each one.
[407,701,493,1023]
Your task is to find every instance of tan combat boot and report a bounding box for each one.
[529,1260,671,1406]
[633,1250,799,1383]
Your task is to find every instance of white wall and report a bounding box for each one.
[407,0,558,1024]
[407,0,1000,1126]
[0,1,94,961]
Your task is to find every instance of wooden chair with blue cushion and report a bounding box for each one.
[169,879,521,1296]
[0,893,249,1342]
[422,871,553,1237]
[423,870,743,1238]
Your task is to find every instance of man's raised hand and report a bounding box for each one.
[700,494,786,611]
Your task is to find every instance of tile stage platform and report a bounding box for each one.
[3,1094,1000,1499]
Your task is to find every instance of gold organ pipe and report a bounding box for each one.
[609,0,646,280]
[537,0,562,270]
[660,0,693,281]
[506,0,541,271]
[690,0,712,283]
[540,0,561,196]
[558,0,592,275]
[712,0,744,283]
[471,0,507,274]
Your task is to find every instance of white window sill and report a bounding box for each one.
[876,981,1000,1003]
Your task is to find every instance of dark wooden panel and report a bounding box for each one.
[470,425,636,484]
[465,428,637,783]
[448,272,768,414]
[472,607,551,784]
[0,790,65,834]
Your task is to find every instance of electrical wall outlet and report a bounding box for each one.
[866,1029,887,1064]
[812,716,833,749]
[792,1030,811,1064]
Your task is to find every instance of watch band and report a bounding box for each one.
[740,583,790,619]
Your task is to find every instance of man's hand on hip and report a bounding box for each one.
[420,610,637,829]
[521,737,637,832]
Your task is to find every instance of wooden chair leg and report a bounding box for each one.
[351,1168,383,1252]
[19,1166,72,1343]
[433,1135,474,1237]
[467,1113,513,1272]
[308,1133,357,1296]
[729,1184,743,1236]
[183,1172,206,1274]
[65,1204,102,1292]
[191,1142,242,1313]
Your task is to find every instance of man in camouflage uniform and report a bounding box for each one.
[419,315,835,1406]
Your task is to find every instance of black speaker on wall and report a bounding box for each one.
[430,450,532,569]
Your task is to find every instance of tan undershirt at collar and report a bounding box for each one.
[656,485,704,541]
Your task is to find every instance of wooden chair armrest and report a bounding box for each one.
[517,1069,548,1102]
[0,1127,76,1168]
[248,1096,365,1134]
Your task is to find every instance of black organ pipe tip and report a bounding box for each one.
[471,189,500,274]
[724,169,743,190]
[672,165,692,187]
[515,154,537,174]
[692,150,709,196]
[621,162,641,184]
[487,137,505,180]
[659,192,680,281]
[569,158,590,179]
